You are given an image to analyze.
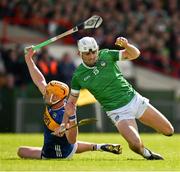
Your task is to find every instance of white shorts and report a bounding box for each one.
[106,92,149,125]
[66,142,78,159]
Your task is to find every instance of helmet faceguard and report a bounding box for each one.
[44,80,69,106]
[78,37,99,53]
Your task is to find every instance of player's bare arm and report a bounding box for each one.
[53,94,79,140]
[64,100,78,144]
[115,37,140,60]
[63,93,79,122]
[24,47,47,95]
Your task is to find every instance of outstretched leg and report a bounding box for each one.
[138,104,174,136]
[76,141,122,154]
[17,146,42,159]
[116,119,163,160]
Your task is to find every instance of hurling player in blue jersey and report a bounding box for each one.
[17,47,122,159]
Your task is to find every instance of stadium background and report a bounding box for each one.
[0,0,180,133]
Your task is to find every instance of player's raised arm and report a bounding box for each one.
[24,46,47,95]
[115,37,140,60]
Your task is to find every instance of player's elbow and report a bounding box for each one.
[134,49,141,59]
[17,147,25,158]
[128,49,140,60]
[67,132,78,144]
[68,137,77,144]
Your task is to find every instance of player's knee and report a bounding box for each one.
[17,147,23,158]
[17,147,26,158]
[164,125,174,136]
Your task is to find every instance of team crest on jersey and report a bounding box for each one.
[84,75,90,81]
[100,60,106,67]
[52,112,57,119]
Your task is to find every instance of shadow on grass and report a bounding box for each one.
[71,157,145,161]
[1,157,23,160]
[126,158,147,161]
[1,157,146,162]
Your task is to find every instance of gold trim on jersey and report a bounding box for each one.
[44,107,60,131]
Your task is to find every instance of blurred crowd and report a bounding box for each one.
[0,0,180,91]
[0,45,76,91]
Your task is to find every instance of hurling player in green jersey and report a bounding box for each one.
[56,36,174,160]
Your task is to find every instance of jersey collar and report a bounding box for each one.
[82,61,96,69]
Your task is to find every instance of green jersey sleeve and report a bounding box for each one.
[71,74,81,93]
[99,49,122,61]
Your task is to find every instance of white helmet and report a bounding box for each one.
[78,37,98,53]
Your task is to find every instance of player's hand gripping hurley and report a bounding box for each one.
[52,118,97,136]
[33,15,103,50]
[66,118,97,131]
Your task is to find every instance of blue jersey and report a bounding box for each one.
[41,106,75,159]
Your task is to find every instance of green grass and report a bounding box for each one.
[0,133,180,171]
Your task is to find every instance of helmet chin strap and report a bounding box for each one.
[49,97,67,108]
[47,94,59,105]
[44,93,66,108]
[49,94,53,104]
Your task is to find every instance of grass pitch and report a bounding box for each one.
[0,133,180,171]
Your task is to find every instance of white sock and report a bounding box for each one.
[143,148,151,158]
[96,144,104,151]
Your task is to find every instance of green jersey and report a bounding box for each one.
[71,49,135,111]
